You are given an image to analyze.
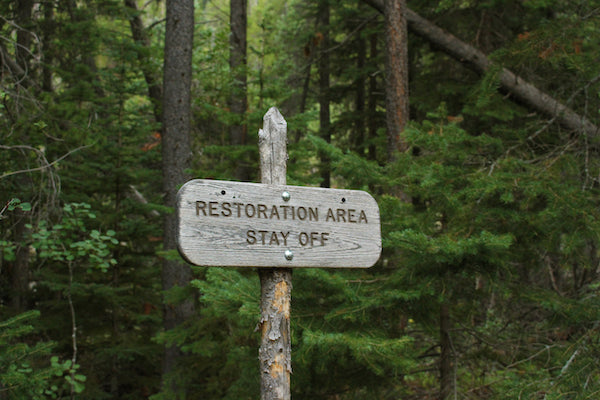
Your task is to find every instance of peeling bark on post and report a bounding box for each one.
[257,107,292,400]
[258,269,292,400]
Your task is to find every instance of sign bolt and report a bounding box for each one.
[284,250,294,261]
[282,191,291,201]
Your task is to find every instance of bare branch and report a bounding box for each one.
[0,43,38,89]
[129,185,160,217]
[0,144,91,180]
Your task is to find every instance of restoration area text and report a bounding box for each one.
[195,200,369,247]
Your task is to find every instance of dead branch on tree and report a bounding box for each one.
[362,0,599,138]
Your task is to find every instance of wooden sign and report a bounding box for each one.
[176,179,381,268]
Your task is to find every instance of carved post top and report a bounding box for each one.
[258,107,288,186]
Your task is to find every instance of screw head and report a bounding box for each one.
[282,191,291,201]
[284,250,294,261]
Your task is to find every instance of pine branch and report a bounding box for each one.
[124,0,163,123]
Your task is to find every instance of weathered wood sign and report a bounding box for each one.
[176,179,381,268]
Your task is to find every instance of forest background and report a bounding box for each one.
[1,0,600,399]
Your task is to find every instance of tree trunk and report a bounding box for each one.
[440,302,455,400]
[161,0,195,396]
[384,0,409,161]
[10,211,30,313]
[354,12,367,154]
[16,0,34,80]
[292,41,315,144]
[8,0,35,312]
[294,65,312,144]
[41,2,54,92]
[229,0,249,180]
[257,108,292,400]
[367,32,378,162]
[318,0,331,188]
[363,0,599,137]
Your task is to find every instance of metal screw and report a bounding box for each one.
[284,250,294,261]
[282,191,291,201]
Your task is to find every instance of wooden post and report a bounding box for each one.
[176,107,380,398]
[257,107,292,400]
[175,107,380,400]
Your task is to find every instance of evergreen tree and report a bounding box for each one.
[2,0,600,398]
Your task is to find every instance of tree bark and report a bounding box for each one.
[257,107,292,400]
[229,0,249,180]
[7,0,35,312]
[16,0,34,78]
[354,11,367,154]
[318,0,331,188]
[367,32,379,161]
[291,40,315,144]
[439,302,455,400]
[363,0,599,137]
[161,0,195,396]
[383,0,409,161]
[41,2,55,92]
[0,0,36,89]
[9,211,30,312]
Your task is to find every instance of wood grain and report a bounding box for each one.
[176,179,381,268]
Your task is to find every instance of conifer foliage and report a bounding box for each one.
[1,0,600,399]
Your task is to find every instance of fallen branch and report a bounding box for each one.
[129,185,160,217]
[362,0,599,137]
